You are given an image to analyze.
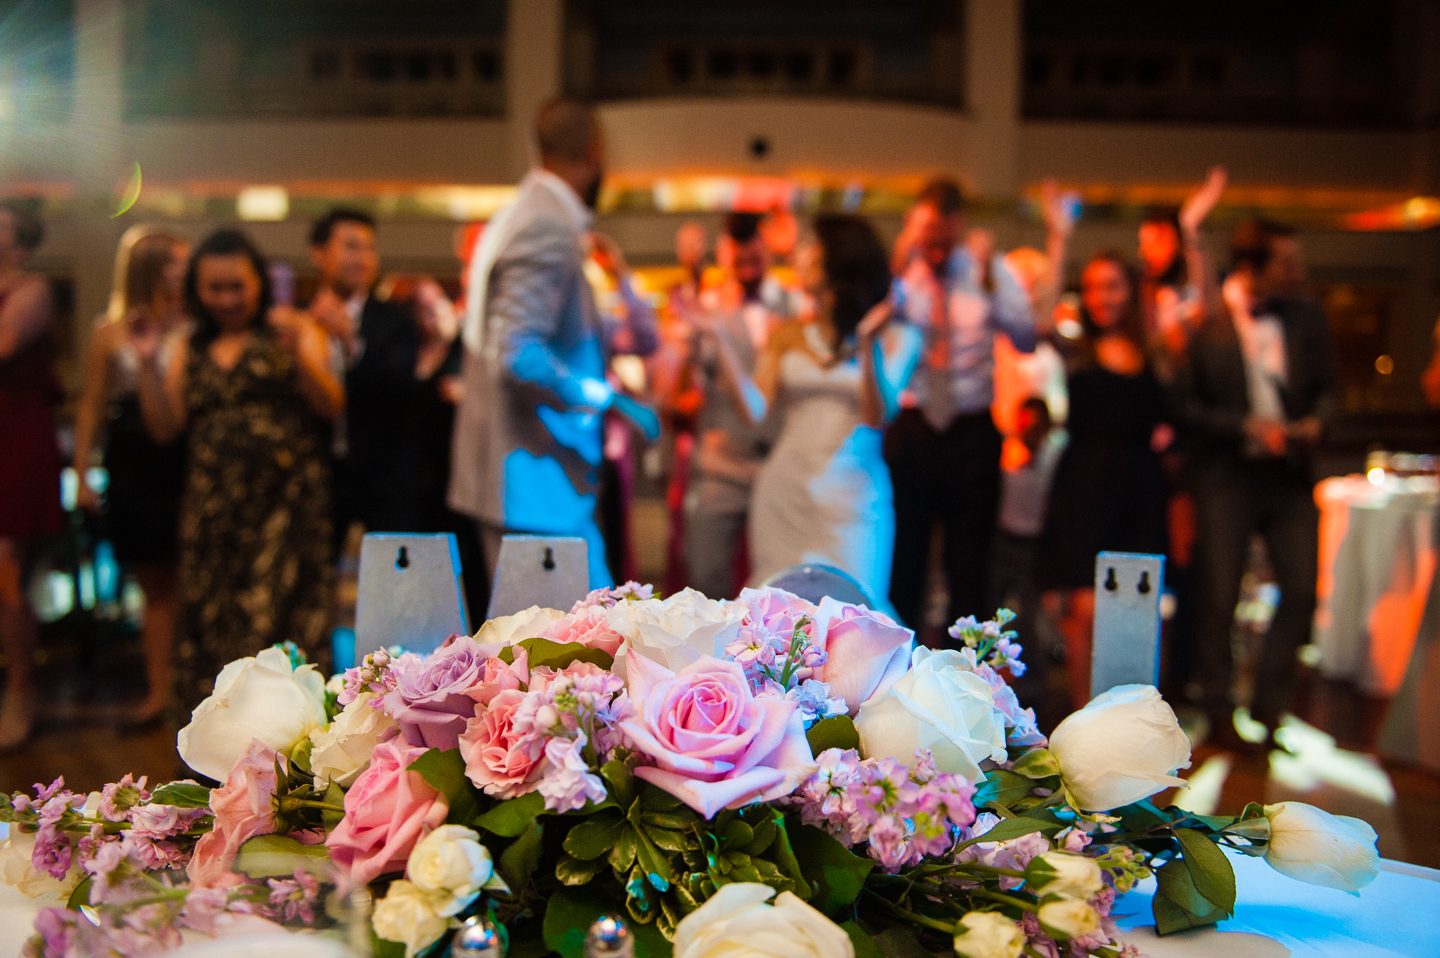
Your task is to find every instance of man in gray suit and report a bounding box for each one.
[449,99,657,588]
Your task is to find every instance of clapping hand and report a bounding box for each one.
[1180,165,1227,237]
[1040,178,1077,238]
[856,301,894,344]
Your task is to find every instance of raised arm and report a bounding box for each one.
[858,303,923,428]
[983,250,1040,353]
[1178,166,1227,328]
[287,309,346,420]
[591,232,660,358]
[1037,179,1077,336]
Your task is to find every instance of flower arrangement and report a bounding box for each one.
[0,587,1381,958]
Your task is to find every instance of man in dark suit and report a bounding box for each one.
[1174,218,1338,749]
[309,208,431,539]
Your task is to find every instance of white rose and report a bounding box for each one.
[473,606,566,646]
[1048,684,1191,812]
[0,830,81,902]
[178,647,329,782]
[673,883,853,958]
[1031,851,1104,901]
[854,647,1007,780]
[406,825,508,916]
[1262,802,1379,894]
[372,879,451,958]
[309,691,399,789]
[1037,899,1101,939]
[952,911,1025,958]
[606,588,744,675]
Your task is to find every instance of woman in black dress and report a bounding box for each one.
[136,230,343,718]
[73,229,189,728]
[1040,252,1171,709]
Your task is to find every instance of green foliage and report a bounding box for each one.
[408,748,481,827]
[146,782,212,809]
[544,886,672,958]
[321,782,347,831]
[841,921,884,958]
[371,928,407,958]
[1172,827,1236,915]
[232,834,333,879]
[788,821,874,916]
[500,821,546,890]
[806,715,860,755]
[66,877,92,910]
[974,769,1042,811]
[474,791,546,837]
[500,638,615,672]
[1153,858,1232,934]
[1009,747,1060,780]
[956,813,1061,849]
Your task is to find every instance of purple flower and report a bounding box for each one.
[537,736,607,813]
[267,867,321,923]
[127,804,205,842]
[33,792,84,879]
[98,774,151,822]
[384,639,489,750]
[571,581,654,612]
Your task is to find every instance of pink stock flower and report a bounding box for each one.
[812,597,913,716]
[541,608,625,658]
[620,654,814,818]
[458,689,546,799]
[128,804,206,843]
[98,775,150,823]
[187,741,284,889]
[325,739,449,888]
[537,736,608,813]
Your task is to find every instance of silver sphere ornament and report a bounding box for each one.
[452,915,504,958]
[583,914,634,958]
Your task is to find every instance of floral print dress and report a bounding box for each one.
[173,328,333,719]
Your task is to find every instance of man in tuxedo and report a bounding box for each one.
[448,99,657,589]
[309,208,431,540]
[1175,218,1338,749]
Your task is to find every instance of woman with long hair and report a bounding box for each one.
[704,215,922,612]
[1040,251,1172,708]
[0,201,61,750]
[72,228,190,729]
[136,229,343,719]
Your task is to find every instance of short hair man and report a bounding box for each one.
[1176,217,1338,748]
[886,177,1039,632]
[449,99,658,589]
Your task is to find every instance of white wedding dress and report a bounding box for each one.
[748,332,899,616]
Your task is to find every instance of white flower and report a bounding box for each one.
[309,691,399,788]
[407,825,509,916]
[1262,802,1379,894]
[1032,851,1104,901]
[606,588,744,675]
[372,879,451,958]
[854,647,1007,780]
[1048,684,1191,812]
[952,911,1025,958]
[0,830,82,902]
[1037,899,1101,939]
[673,883,853,958]
[473,605,567,646]
[178,647,329,782]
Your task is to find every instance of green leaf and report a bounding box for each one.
[648,827,691,853]
[515,637,615,672]
[563,814,626,860]
[556,853,604,885]
[371,929,407,958]
[610,825,639,873]
[975,769,1038,809]
[474,791,546,837]
[545,885,673,958]
[1010,747,1061,780]
[321,782,346,831]
[959,814,1062,848]
[600,759,636,807]
[720,820,754,847]
[232,834,333,879]
[870,926,934,958]
[806,715,860,754]
[408,748,481,827]
[841,922,883,958]
[1153,859,1230,935]
[146,782,212,809]
[1173,827,1237,913]
[499,821,545,890]
[788,823,874,915]
[66,877,92,910]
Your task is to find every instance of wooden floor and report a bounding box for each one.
[3,626,1437,871]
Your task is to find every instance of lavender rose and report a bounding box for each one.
[384,636,496,751]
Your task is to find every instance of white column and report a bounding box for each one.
[964,0,1021,198]
[504,0,564,180]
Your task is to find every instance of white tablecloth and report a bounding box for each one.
[1115,851,1440,957]
[1314,474,1438,696]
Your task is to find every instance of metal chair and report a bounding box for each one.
[761,563,874,608]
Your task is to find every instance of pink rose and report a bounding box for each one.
[527,660,609,691]
[813,597,913,715]
[620,654,814,818]
[187,740,282,888]
[733,587,817,638]
[458,689,545,799]
[465,651,530,707]
[541,609,624,658]
[325,739,449,887]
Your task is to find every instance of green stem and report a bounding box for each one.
[971,888,1039,913]
[863,890,957,935]
[280,798,347,814]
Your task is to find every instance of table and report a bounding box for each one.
[1115,851,1440,957]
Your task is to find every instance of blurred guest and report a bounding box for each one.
[0,201,60,750]
[684,213,790,599]
[309,208,432,540]
[886,179,1039,632]
[670,220,709,313]
[450,99,658,589]
[1176,219,1337,748]
[72,228,189,729]
[1137,167,1227,373]
[761,205,800,268]
[1040,252,1171,709]
[705,216,922,612]
[137,230,342,718]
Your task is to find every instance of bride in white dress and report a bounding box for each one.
[703,216,922,613]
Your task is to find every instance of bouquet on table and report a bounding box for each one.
[1,585,1382,958]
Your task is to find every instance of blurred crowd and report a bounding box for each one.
[2,98,1413,755]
